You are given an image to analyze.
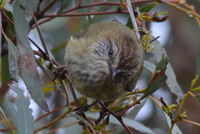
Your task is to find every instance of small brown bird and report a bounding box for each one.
[64,21,143,101]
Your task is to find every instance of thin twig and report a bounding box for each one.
[99,102,133,134]
[31,0,180,28]
[162,0,200,19]
[43,10,127,18]
[33,50,60,66]
[34,107,73,133]
[29,0,57,26]
[32,15,54,65]
[46,120,80,134]
[35,104,67,122]
[182,119,200,128]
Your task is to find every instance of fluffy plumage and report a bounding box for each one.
[64,21,143,101]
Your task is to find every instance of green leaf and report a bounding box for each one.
[196,45,200,75]
[139,2,158,13]
[10,85,34,134]
[6,36,19,81]
[156,56,168,71]
[144,57,168,96]
[13,0,49,111]
[3,11,15,39]
[126,17,133,29]
[153,37,184,101]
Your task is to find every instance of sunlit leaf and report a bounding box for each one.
[190,75,199,89]
[141,31,154,52]
[110,105,126,112]
[10,85,34,134]
[42,81,61,93]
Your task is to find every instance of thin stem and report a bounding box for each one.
[46,121,80,134]
[29,0,57,26]
[35,104,66,122]
[43,10,127,18]
[33,50,60,66]
[162,0,200,19]
[99,102,133,134]
[31,0,179,28]
[182,119,200,128]
[34,107,73,133]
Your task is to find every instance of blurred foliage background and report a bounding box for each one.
[0,0,200,134]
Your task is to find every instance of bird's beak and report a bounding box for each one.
[109,65,117,78]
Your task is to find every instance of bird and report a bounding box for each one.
[64,21,143,101]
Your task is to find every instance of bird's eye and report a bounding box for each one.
[108,48,114,57]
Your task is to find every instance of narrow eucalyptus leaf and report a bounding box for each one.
[153,38,183,101]
[144,60,156,72]
[10,85,34,134]
[164,113,183,134]
[25,0,38,12]
[145,57,168,96]
[126,98,147,118]
[13,0,49,111]
[7,37,19,81]
[1,94,17,125]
